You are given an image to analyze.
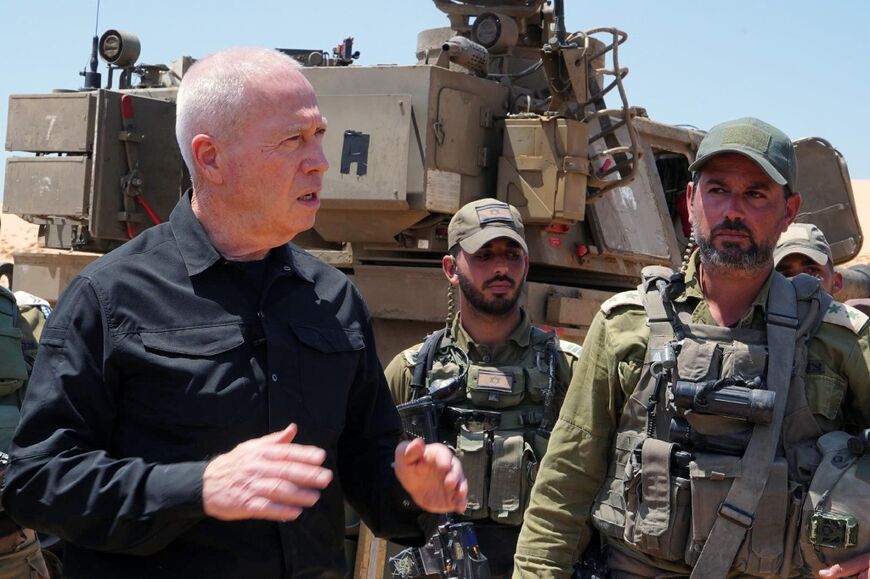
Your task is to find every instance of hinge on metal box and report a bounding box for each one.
[478,147,488,168]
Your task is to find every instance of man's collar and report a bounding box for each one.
[452,308,532,351]
[170,191,314,283]
[170,191,223,277]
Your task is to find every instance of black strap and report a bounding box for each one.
[410,328,448,397]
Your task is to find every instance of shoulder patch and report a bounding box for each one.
[600,290,642,316]
[557,339,582,359]
[402,343,423,366]
[822,301,869,335]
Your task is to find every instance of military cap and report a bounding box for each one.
[689,117,797,188]
[774,223,833,267]
[448,199,527,254]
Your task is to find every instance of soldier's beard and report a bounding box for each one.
[693,217,774,271]
[457,270,522,316]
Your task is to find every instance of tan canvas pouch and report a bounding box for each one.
[685,453,742,565]
[622,438,690,562]
[456,428,489,520]
[734,458,789,576]
[675,340,720,382]
[685,454,789,574]
[488,431,535,526]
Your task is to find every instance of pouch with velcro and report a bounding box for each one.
[456,428,489,520]
[488,431,536,526]
[685,453,789,575]
[466,365,525,409]
[622,438,691,562]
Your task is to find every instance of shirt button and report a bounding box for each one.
[482,355,491,363]
[283,266,292,272]
[271,374,278,382]
[402,499,411,508]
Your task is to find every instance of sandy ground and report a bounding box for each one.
[1,179,869,264]
[0,213,39,265]
[844,179,870,266]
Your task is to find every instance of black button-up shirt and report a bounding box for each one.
[3,193,421,578]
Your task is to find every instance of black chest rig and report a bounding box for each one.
[409,327,559,525]
[591,267,830,577]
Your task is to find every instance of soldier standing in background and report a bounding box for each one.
[385,199,582,578]
[774,223,843,295]
[514,117,870,578]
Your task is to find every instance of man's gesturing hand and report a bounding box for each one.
[202,424,333,521]
[394,438,468,513]
[819,553,870,578]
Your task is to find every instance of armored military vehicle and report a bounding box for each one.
[3,0,863,364]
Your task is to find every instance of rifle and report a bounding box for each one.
[390,396,491,579]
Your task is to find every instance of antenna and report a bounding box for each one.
[80,0,102,89]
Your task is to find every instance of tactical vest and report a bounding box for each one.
[414,327,567,526]
[590,267,834,578]
[0,286,35,538]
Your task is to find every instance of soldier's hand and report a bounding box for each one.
[202,423,333,521]
[394,438,467,514]
[819,553,870,578]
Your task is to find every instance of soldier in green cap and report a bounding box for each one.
[774,222,843,295]
[514,117,870,579]
[384,199,582,578]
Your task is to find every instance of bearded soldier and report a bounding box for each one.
[514,118,870,579]
[385,199,582,578]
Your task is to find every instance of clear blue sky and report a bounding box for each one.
[2,0,868,193]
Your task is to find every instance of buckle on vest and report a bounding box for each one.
[718,502,754,529]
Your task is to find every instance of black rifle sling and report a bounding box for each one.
[410,328,448,397]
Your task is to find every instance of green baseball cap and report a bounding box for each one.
[448,199,527,254]
[774,223,833,267]
[688,117,797,188]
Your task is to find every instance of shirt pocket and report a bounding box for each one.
[804,365,847,424]
[135,323,254,427]
[289,325,365,433]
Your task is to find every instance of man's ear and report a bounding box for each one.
[784,193,802,227]
[522,251,530,283]
[191,134,224,186]
[833,270,844,295]
[442,254,460,286]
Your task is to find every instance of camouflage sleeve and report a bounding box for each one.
[514,306,648,579]
[383,346,420,405]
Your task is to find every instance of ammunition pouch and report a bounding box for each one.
[622,438,691,562]
[686,454,791,576]
[799,430,870,575]
[455,428,538,525]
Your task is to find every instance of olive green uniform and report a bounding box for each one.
[513,258,870,579]
[385,310,582,576]
[385,311,581,407]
